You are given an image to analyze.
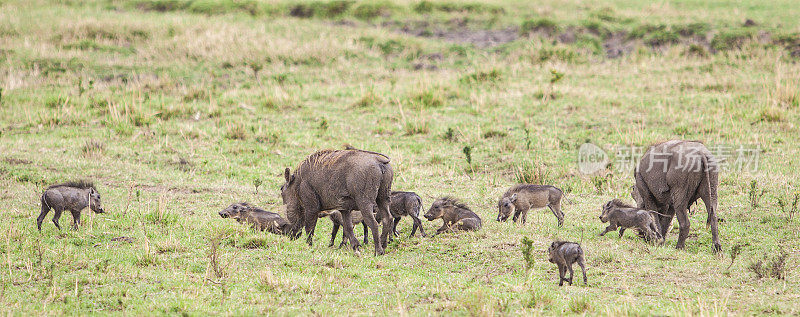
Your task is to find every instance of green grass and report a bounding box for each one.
[1,0,800,315]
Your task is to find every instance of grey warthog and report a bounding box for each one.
[389,191,427,238]
[599,199,663,243]
[219,202,290,235]
[38,180,105,231]
[547,241,587,286]
[634,140,721,251]
[281,148,393,255]
[424,197,481,235]
[319,209,370,248]
[497,184,565,226]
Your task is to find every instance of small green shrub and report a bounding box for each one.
[675,22,710,37]
[569,296,591,313]
[403,119,429,135]
[580,19,611,38]
[144,209,179,226]
[777,192,799,220]
[514,161,550,184]
[442,127,458,142]
[225,122,248,140]
[758,107,784,122]
[748,180,767,208]
[482,130,506,138]
[81,140,105,157]
[535,47,579,63]
[748,249,789,279]
[645,30,679,46]
[590,7,617,22]
[318,117,329,131]
[575,34,603,54]
[462,146,472,167]
[520,18,558,35]
[44,96,70,109]
[520,236,535,270]
[629,24,666,39]
[351,90,381,108]
[377,39,405,55]
[319,0,354,18]
[591,174,612,193]
[458,69,501,84]
[352,2,393,20]
[711,29,755,51]
[686,44,708,57]
[407,89,444,109]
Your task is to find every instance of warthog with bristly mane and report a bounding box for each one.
[633,140,721,252]
[38,180,105,231]
[497,184,565,226]
[281,148,393,255]
[424,197,481,235]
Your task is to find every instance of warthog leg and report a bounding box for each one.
[567,263,575,286]
[377,198,392,250]
[37,204,51,231]
[598,224,616,236]
[71,211,82,230]
[392,217,401,237]
[339,210,360,251]
[51,209,63,230]
[362,222,369,246]
[329,220,340,247]
[548,203,564,227]
[356,201,383,255]
[409,214,426,237]
[671,190,691,249]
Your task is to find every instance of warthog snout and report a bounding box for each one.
[219,212,228,218]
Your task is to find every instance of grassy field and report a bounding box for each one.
[1,0,799,315]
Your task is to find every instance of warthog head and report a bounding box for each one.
[219,202,249,219]
[599,200,614,223]
[547,241,560,263]
[496,194,517,222]
[89,188,105,213]
[281,168,303,239]
[424,198,449,221]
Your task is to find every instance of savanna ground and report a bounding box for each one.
[1,0,799,315]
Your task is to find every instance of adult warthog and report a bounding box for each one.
[281,149,393,255]
[633,140,721,251]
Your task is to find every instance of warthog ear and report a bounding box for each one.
[284,168,294,184]
[509,193,518,202]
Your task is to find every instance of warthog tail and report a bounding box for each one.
[702,155,716,228]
